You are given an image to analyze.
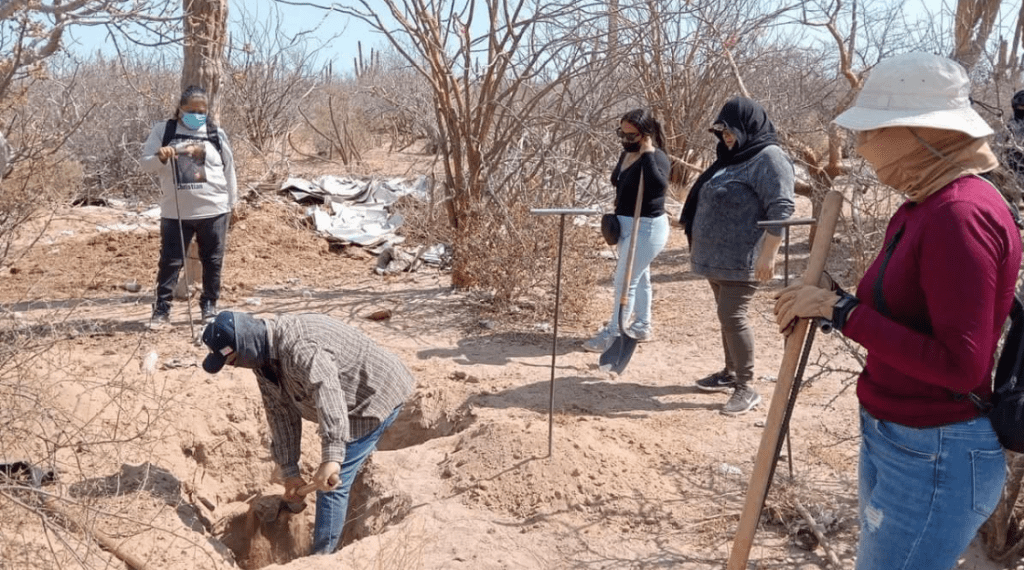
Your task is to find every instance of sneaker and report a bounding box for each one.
[582,329,618,353]
[721,385,762,416]
[696,369,737,392]
[200,300,218,323]
[626,323,653,342]
[149,305,170,328]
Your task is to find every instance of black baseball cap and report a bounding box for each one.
[202,312,236,373]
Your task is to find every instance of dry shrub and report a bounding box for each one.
[454,203,600,326]
[392,187,600,328]
[0,152,82,267]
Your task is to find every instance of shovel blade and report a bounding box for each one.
[598,334,638,374]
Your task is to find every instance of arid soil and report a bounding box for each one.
[0,149,1008,569]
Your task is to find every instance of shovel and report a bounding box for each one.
[282,475,340,513]
[599,170,645,374]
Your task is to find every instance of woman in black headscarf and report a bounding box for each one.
[681,97,795,416]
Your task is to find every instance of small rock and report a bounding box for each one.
[754,420,766,428]
[244,297,262,306]
[479,320,496,330]
[123,280,141,292]
[365,308,392,321]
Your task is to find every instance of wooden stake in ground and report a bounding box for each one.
[727,190,844,570]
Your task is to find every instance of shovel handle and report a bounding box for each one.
[293,472,340,498]
[618,170,646,306]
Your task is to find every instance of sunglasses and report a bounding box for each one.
[615,127,642,143]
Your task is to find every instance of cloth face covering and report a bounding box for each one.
[855,127,998,202]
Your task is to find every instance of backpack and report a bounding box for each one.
[972,294,1024,453]
[161,118,222,155]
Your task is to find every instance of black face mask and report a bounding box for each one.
[1015,107,1024,121]
[622,141,641,152]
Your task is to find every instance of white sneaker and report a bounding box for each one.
[627,323,653,342]
[582,330,617,353]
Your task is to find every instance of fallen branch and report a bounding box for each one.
[45,497,155,570]
[793,498,843,569]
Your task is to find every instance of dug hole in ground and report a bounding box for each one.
[0,162,1009,569]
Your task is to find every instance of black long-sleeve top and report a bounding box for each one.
[611,148,671,218]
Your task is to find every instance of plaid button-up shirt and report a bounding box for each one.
[255,314,416,478]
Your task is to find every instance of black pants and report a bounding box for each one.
[155,214,228,311]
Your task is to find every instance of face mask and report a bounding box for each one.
[181,112,207,130]
[622,141,642,152]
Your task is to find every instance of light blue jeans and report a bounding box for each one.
[856,407,1005,570]
[311,405,403,555]
[605,214,669,334]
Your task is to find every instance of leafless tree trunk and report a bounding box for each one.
[175,0,227,300]
[953,0,1001,72]
[334,0,609,288]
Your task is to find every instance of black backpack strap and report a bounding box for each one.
[160,118,222,155]
[206,121,222,155]
[871,225,904,318]
[161,119,177,148]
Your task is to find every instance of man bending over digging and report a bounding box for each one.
[200,311,415,555]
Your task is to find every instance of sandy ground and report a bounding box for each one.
[0,152,1012,569]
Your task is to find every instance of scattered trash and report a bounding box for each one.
[0,460,56,488]
[717,463,743,477]
[142,351,159,374]
[375,243,452,274]
[282,175,427,249]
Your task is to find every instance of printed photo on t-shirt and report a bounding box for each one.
[173,138,208,185]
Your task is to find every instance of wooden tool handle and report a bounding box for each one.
[618,170,646,305]
[727,190,844,570]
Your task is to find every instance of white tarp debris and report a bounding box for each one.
[283,175,429,249]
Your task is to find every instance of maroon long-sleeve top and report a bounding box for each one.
[845,175,1022,427]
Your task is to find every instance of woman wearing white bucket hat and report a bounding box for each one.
[773,52,1022,570]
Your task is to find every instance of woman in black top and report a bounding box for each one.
[584,109,672,352]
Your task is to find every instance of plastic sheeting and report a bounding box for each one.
[281,175,429,248]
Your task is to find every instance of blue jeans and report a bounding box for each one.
[606,214,669,333]
[311,405,403,555]
[856,407,1005,570]
[155,213,229,310]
